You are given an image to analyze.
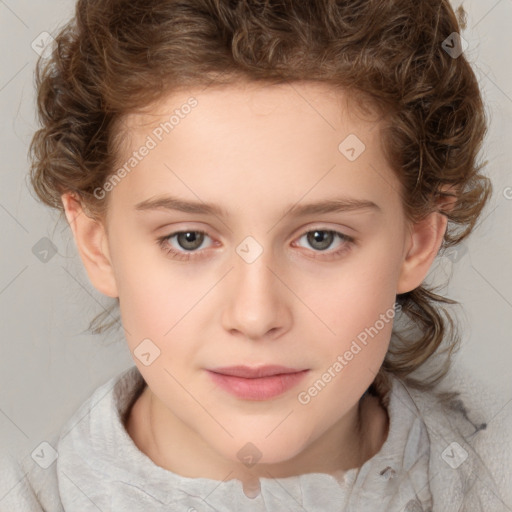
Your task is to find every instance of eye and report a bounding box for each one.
[294,229,354,260]
[157,228,355,262]
[157,230,213,261]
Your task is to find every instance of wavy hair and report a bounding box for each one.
[28,0,491,394]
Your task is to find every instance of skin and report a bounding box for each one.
[61,81,450,488]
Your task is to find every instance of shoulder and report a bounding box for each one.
[401,366,512,511]
[0,367,142,512]
[0,441,64,512]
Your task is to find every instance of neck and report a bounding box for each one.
[126,384,389,484]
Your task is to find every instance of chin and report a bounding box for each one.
[218,435,308,469]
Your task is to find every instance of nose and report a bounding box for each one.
[220,244,292,342]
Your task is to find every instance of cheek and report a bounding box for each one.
[295,272,397,425]
[302,242,400,374]
[310,245,400,331]
[114,255,213,360]
[108,233,178,344]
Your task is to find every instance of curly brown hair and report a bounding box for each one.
[28,0,491,394]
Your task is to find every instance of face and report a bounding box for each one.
[66,81,445,477]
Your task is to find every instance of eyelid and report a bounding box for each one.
[291,222,356,240]
[158,222,355,245]
[291,227,354,254]
[158,224,355,261]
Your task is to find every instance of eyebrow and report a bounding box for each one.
[134,195,382,217]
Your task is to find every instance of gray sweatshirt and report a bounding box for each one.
[1,365,511,511]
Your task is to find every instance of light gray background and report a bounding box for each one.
[1,0,511,458]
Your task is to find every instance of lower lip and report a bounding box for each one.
[207,370,309,400]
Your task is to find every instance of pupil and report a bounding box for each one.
[179,231,202,250]
[310,230,332,250]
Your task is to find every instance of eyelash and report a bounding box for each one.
[156,228,355,262]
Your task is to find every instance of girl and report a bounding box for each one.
[1,0,511,510]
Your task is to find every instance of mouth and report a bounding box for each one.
[206,365,310,400]
[208,364,306,378]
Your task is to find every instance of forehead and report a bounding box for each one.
[107,81,401,220]
[120,80,381,141]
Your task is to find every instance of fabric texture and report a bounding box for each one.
[1,364,511,511]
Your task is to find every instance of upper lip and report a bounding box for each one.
[208,365,307,379]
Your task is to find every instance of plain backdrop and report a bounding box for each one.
[1,0,511,458]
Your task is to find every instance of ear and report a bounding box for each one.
[396,211,448,294]
[61,193,118,298]
[396,184,458,294]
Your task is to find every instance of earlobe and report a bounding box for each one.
[61,193,119,298]
[396,211,448,295]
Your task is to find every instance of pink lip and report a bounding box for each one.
[207,365,309,400]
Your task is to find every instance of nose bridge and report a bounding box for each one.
[233,234,279,300]
[222,234,289,339]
